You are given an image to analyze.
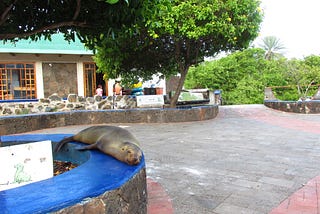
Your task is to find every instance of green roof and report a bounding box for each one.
[0,34,93,55]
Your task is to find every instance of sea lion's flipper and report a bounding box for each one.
[54,136,74,152]
[76,144,96,151]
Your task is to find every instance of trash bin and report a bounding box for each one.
[144,88,156,95]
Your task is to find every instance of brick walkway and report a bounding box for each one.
[270,175,320,214]
[222,105,320,214]
[23,104,320,213]
[146,103,320,214]
[147,178,174,214]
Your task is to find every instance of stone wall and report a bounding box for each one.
[43,63,78,98]
[264,100,320,114]
[54,168,147,214]
[0,93,137,116]
[264,87,320,114]
[0,104,218,135]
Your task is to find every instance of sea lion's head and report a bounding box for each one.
[121,142,142,165]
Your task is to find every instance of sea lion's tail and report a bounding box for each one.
[54,136,74,152]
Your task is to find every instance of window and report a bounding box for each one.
[0,63,36,100]
[83,62,96,97]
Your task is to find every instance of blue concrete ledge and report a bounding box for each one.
[0,134,145,214]
[0,99,39,103]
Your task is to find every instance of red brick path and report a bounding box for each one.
[147,178,174,214]
[270,176,320,214]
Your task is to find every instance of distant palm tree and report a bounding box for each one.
[260,36,285,60]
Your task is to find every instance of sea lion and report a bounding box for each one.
[55,125,142,165]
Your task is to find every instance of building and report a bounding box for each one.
[0,34,107,100]
[0,34,167,101]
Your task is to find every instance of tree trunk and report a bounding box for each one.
[169,66,189,107]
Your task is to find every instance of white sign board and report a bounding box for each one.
[0,140,53,191]
[136,95,164,108]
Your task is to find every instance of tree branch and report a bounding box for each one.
[0,0,18,26]
[72,0,81,21]
[0,21,90,40]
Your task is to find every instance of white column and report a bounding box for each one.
[35,62,44,99]
[77,62,84,96]
[108,79,115,96]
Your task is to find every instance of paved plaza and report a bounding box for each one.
[25,104,320,213]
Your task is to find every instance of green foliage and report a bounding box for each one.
[227,75,264,104]
[272,85,318,101]
[185,48,320,104]
[185,48,268,104]
[0,0,143,42]
[272,87,299,101]
[284,56,320,98]
[262,58,288,86]
[104,0,121,4]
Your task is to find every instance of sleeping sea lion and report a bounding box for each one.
[55,125,142,165]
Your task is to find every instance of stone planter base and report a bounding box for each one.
[0,134,147,214]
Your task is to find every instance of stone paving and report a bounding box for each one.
[23,104,320,213]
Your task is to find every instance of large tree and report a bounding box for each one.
[1,0,263,106]
[94,0,263,106]
[0,0,142,42]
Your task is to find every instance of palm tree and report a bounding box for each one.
[259,36,285,60]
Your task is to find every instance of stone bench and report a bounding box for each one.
[0,134,147,214]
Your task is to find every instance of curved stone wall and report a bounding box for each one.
[264,87,320,114]
[0,105,218,135]
[264,100,320,114]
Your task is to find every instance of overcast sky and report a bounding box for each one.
[253,0,320,59]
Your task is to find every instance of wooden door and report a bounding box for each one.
[83,62,96,97]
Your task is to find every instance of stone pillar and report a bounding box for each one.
[264,87,277,100]
[313,86,320,100]
[209,91,215,104]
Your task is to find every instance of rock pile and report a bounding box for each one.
[0,93,137,116]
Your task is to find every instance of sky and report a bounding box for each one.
[253,0,320,59]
